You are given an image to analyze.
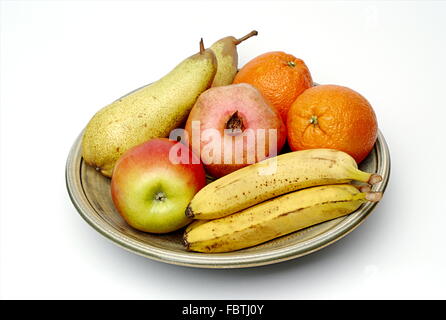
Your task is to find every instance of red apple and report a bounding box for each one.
[111,138,206,233]
[184,83,286,178]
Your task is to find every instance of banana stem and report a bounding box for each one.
[185,206,195,218]
[351,169,382,185]
[368,174,383,185]
[365,191,383,202]
[356,185,371,193]
[234,30,258,45]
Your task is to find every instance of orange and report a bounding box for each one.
[287,85,378,163]
[233,51,312,122]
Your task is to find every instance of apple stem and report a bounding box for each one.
[234,30,258,45]
[154,191,166,202]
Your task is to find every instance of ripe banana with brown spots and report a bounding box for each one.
[186,149,382,220]
[183,184,382,253]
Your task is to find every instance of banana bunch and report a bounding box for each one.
[186,148,381,220]
[183,149,383,253]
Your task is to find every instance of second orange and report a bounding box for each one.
[233,51,313,122]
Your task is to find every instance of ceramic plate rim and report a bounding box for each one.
[66,130,390,268]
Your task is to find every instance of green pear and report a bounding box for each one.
[82,39,217,177]
[210,30,258,87]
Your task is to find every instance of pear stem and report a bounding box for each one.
[234,30,258,45]
[199,38,205,54]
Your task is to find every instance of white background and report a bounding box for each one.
[1,0,445,300]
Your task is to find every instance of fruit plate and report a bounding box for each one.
[66,130,390,268]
